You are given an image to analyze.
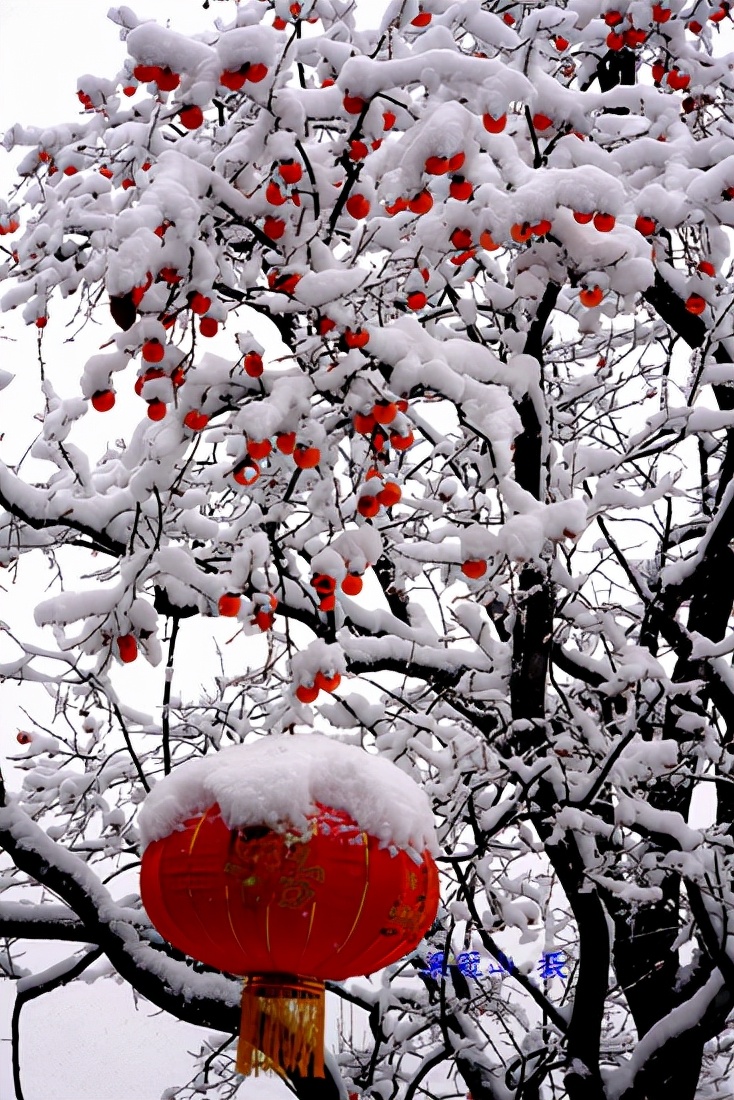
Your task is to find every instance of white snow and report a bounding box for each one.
[138,733,439,858]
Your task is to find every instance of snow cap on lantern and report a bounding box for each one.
[138,735,439,1080]
[138,732,438,859]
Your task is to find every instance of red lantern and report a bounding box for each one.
[141,780,438,1079]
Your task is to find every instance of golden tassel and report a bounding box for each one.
[236,974,325,1078]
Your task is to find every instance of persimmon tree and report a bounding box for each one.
[1,1,734,1098]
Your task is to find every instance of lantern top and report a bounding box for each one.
[138,733,438,858]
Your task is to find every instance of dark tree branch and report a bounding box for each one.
[0,917,97,942]
[12,946,105,1100]
[0,468,126,558]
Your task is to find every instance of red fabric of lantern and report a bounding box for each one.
[141,801,439,1077]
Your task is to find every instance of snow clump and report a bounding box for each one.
[138,733,439,859]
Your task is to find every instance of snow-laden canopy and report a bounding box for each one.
[3,0,734,1097]
[138,733,438,858]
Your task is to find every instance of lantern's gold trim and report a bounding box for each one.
[224,883,248,958]
[337,831,370,954]
[187,811,207,853]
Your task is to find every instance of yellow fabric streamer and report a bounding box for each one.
[236,974,325,1078]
